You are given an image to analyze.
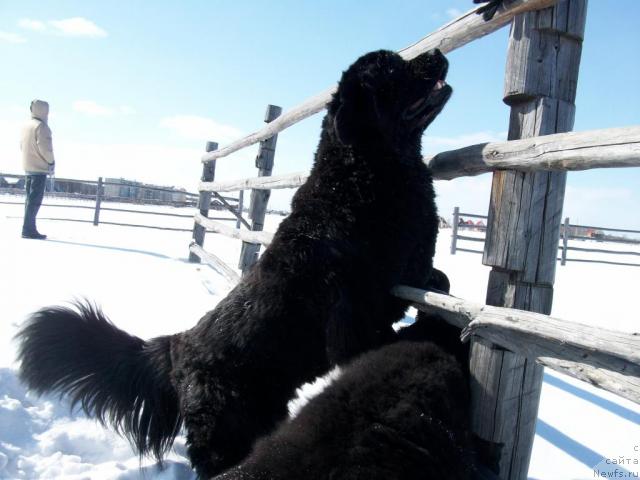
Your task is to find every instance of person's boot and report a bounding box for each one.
[22,230,47,240]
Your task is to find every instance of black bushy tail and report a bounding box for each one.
[15,302,182,461]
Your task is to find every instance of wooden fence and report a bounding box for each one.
[184,1,640,478]
[0,173,244,233]
[451,207,640,267]
[451,208,640,268]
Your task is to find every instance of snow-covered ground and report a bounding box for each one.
[0,197,638,479]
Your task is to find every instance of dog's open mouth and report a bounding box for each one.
[405,80,448,118]
[403,50,452,128]
[403,79,451,128]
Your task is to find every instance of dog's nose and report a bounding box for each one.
[409,49,448,79]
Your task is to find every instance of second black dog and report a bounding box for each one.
[214,273,497,480]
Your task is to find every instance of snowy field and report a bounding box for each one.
[0,197,639,479]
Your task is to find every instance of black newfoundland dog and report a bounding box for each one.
[213,284,496,480]
[16,48,452,477]
[214,340,472,480]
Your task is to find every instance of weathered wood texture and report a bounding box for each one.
[198,124,640,196]
[194,212,274,246]
[236,190,244,229]
[482,100,575,280]
[93,176,103,226]
[201,0,558,164]
[189,142,217,263]
[238,105,282,275]
[392,285,640,405]
[212,191,251,230]
[474,2,588,479]
[189,241,240,285]
[451,207,460,254]
[483,1,588,281]
[428,126,640,180]
[199,171,308,193]
[561,216,569,265]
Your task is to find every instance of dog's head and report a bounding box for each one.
[329,49,452,149]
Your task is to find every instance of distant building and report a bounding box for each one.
[104,178,187,204]
[53,179,97,196]
[0,176,25,190]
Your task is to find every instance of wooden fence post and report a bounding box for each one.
[561,216,570,265]
[238,104,282,275]
[451,206,460,254]
[93,177,103,226]
[472,2,588,479]
[189,141,218,263]
[236,190,244,229]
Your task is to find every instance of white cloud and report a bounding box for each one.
[72,101,135,117]
[72,100,114,117]
[160,115,243,143]
[436,175,492,221]
[51,141,205,188]
[0,31,27,44]
[118,106,136,115]
[49,17,107,38]
[15,17,107,38]
[18,19,46,32]
[565,185,632,203]
[563,185,638,229]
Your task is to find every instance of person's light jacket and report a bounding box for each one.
[21,100,55,174]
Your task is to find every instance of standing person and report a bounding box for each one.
[20,99,55,239]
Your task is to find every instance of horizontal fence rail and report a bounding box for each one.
[197,126,640,196]
[565,245,640,257]
[194,212,274,246]
[561,217,640,267]
[427,126,640,180]
[392,285,640,405]
[199,172,309,193]
[452,210,640,267]
[568,223,640,236]
[1,173,244,233]
[189,242,240,284]
[201,0,558,164]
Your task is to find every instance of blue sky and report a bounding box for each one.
[0,1,638,229]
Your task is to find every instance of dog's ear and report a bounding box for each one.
[332,75,379,146]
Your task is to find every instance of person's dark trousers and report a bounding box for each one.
[22,173,47,236]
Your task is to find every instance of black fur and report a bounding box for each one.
[15,49,452,477]
[15,303,180,460]
[213,309,485,479]
[213,274,498,479]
